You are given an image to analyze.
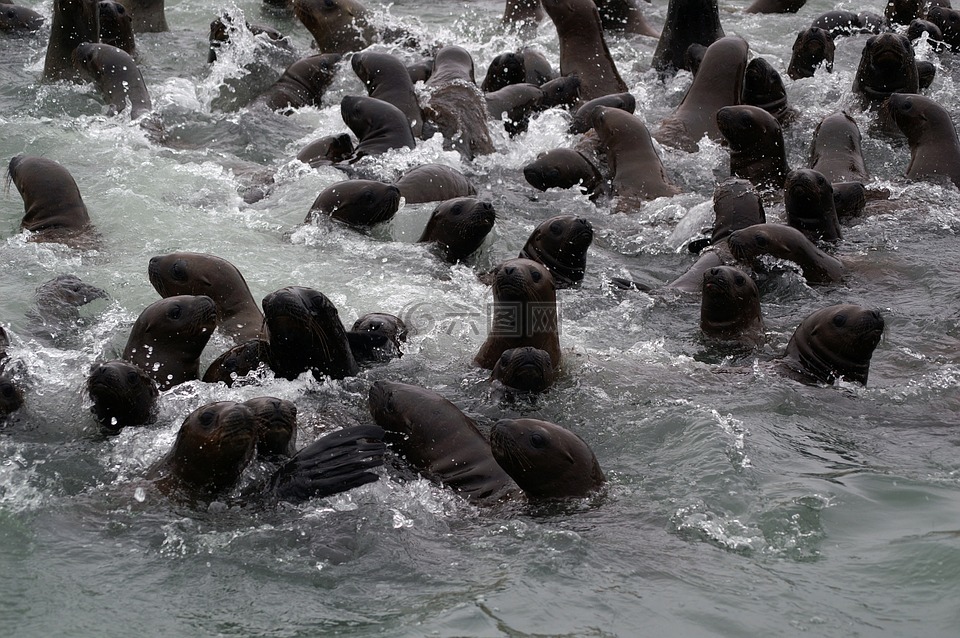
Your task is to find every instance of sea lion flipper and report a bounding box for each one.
[267,425,386,502]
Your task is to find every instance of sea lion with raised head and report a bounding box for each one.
[116,0,166,32]
[727,223,843,284]
[368,380,520,503]
[853,33,922,111]
[148,252,264,345]
[655,36,749,152]
[745,0,806,12]
[742,57,797,125]
[28,274,107,343]
[417,197,496,263]
[7,155,92,244]
[254,53,341,113]
[700,265,763,347]
[809,111,869,184]
[0,3,43,33]
[293,0,373,54]
[481,48,556,92]
[72,43,152,119]
[595,0,659,36]
[522,148,603,195]
[887,93,960,188]
[207,14,293,64]
[422,45,495,160]
[927,6,960,51]
[341,95,417,160]
[651,0,724,79]
[778,304,884,385]
[202,339,271,386]
[784,169,842,242]
[541,0,627,102]
[491,347,557,393]
[349,312,406,362]
[786,27,834,80]
[519,215,593,288]
[484,83,544,135]
[305,179,402,227]
[98,0,134,55]
[43,0,99,82]
[242,396,297,459]
[569,92,635,134]
[716,104,789,191]
[394,164,476,204]
[352,50,425,138]
[475,258,561,370]
[489,418,605,499]
[86,360,159,432]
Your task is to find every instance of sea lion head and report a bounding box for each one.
[293,0,370,54]
[481,51,525,92]
[539,75,581,108]
[242,396,297,459]
[519,215,593,286]
[491,346,556,392]
[743,57,789,111]
[202,339,271,386]
[492,258,556,303]
[148,252,246,303]
[0,374,23,417]
[783,304,885,385]
[700,266,763,341]
[419,198,496,262]
[710,178,766,244]
[489,418,605,499]
[86,360,159,432]
[716,105,784,152]
[306,178,402,227]
[787,27,835,80]
[0,4,44,32]
[886,93,945,144]
[784,168,841,242]
[854,32,918,99]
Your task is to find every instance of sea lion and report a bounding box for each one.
[489,418,605,499]
[716,105,789,191]
[503,0,544,32]
[907,19,946,53]
[786,27,835,80]
[261,286,359,381]
[394,164,476,205]
[885,0,924,25]
[684,43,707,75]
[745,0,806,13]
[481,48,555,92]
[368,380,520,503]
[293,0,373,54]
[519,215,594,288]
[207,14,292,64]
[927,6,960,51]
[0,3,43,33]
[42,0,99,82]
[887,93,960,188]
[784,169,842,242]
[538,75,581,109]
[810,10,862,37]
[340,95,417,160]
[296,133,355,167]
[406,58,433,84]
[490,347,556,392]
[778,304,885,385]
[569,92,635,135]
[727,223,843,284]
[305,179,402,227]
[742,57,796,125]
[852,33,921,110]
[809,111,869,184]
[7,155,92,244]
[28,274,108,342]
[86,360,159,432]
[116,0,166,32]
[0,327,24,417]
[202,339,271,386]
[522,148,602,195]
[149,400,385,502]
[422,45,495,160]
[475,258,561,370]
[651,0,724,79]
[417,197,496,263]
[148,252,264,345]
[254,53,341,113]
[594,106,680,206]
[541,0,628,102]
[699,266,763,347]
[352,50,425,138]
[594,0,659,37]
[688,177,767,253]
[242,396,297,459]
[122,295,218,390]
[98,1,134,56]
[654,36,749,152]
[349,312,406,362]
[72,43,152,119]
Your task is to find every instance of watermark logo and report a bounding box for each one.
[399,300,561,337]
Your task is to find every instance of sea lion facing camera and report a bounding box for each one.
[86,360,159,432]
[8,155,93,244]
[809,111,869,184]
[242,396,297,459]
[887,93,960,188]
[699,266,763,348]
[43,0,100,82]
[98,1,134,55]
[651,0,724,78]
[349,312,407,362]
[519,215,594,288]
[784,169,842,242]
[852,33,921,110]
[491,347,557,393]
[417,197,496,263]
[293,0,374,54]
[742,57,797,125]
[786,27,835,80]
[716,105,789,191]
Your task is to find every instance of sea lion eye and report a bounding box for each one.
[1,384,15,399]
[549,222,563,235]
[499,352,511,365]
[529,432,546,448]
[734,274,746,285]
[199,410,216,427]
[451,203,462,215]
[126,370,140,384]
[171,260,187,281]
[531,270,542,282]
[833,314,847,327]
[755,234,768,247]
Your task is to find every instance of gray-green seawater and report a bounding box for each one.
[1,0,959,635]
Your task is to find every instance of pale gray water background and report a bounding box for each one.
[1,0,959,635]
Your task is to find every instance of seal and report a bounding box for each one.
[541,0,628,102]
[28,274,108,343]
[422,45,495,160]
[593,106,680,206]
[202,339,271,386]
[296,133,355,167]
[72,43,152,119]
[0,3,43,33]
[305,179,402,227]
[352,50,425,138]
[261,286,359,381]
[519,215,594,288]
[503,0,544,34]
[852,33,921,110]
[116,0,166,32]
[651,0,724,78]
[522,148,603,195]
[491,347,557,393]
[885,0,928,26]
[207,14,293,64]
[148,252,265,345]
[481,48,556,92]
[489,418,605,499]
[907,19,946,54]
[475,258,561,370]
[122,295,218,390]
[368,380,520,503]
[98,0,135,56]
[786,27,835,80]
[809,10,861,37]
[778,304,884,385]
[745,0,806,13]
[727,223,843,284]
[569,92,636,135]
[242,396,297,459]
[394,164,476,205]
[809,111,869,184]
[86,359,159,432]
[293,0,373,54]
[700,266,764,347]
[485,83,544,135]
[417,197,496,263]
[149,400,386,502]
[43,0,99,82]
[784,169,842,242]
[340,94,417,160]
[716,105,789,191]
[887,93,960,188]
[654,36,750,152]
[742,57,797,125]
[688,177,767,253]
[254,53,341,113]
[595,0,659,37]
[538,75,581,109]
[0,326,23,418]
[8,155,92,244]
[927,6,960,52]
[349,312,407,362]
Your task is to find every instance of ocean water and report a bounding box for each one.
[1,0,959,636]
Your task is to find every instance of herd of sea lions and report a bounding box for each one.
[4,0,956,509]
